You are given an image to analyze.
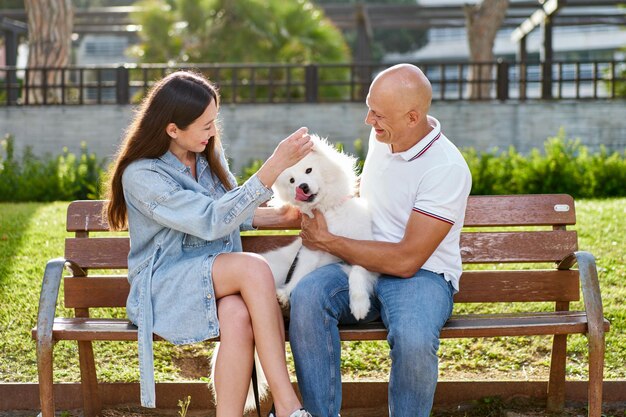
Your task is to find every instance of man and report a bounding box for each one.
[289,63,472,417]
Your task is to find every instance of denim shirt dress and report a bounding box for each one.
[121,150,273,407]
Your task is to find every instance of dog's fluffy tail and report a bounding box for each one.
[210,342,269,413]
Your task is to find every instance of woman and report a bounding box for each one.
[104,71,313,417]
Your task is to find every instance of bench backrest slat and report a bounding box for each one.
[65,194,577,232]
[463,194,575,226]
[65,237,129,269]
[65,230,578,269]
[460,230,577,263]
[63,269,580,309]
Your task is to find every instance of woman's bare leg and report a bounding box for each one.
[212,252,301,417]
[214,295,254,417]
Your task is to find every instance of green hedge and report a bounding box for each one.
[1,130,624,202]
[464,129,626,198]
[0,135,105,202]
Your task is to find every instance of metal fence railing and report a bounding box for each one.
[1,60,625,106]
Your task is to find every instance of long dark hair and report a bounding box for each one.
[104,71,233,231]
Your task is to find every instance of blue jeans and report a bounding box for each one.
[289,263,455,417]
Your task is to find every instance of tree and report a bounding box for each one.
[131,0,349,64]
[24,0,73,103]
[464,0,509,99]
[130,0,351,100]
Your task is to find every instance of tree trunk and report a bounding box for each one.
[25,0,73,104]
[464,0,508,99]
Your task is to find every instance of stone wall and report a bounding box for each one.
[2,101,624,175]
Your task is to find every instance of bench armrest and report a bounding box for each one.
[557,251,607,341]
[36,258,84,348]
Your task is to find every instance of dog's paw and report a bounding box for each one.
[350,293,371,321]
[276,288,291,308]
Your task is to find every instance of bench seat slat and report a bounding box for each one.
[63,269,580,309]
[33,312,610,342]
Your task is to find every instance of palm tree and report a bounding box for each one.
[131,0,351,100]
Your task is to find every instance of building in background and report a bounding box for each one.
[387,1,626,62]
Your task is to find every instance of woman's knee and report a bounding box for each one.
[227,252,276,294]
[217,296,253,342]
[245,253,276,286]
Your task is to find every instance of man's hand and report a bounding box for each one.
[300,209,333,251]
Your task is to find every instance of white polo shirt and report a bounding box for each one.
[360,116,472,291]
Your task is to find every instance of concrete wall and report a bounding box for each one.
[2,101,625,175]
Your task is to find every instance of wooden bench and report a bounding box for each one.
[32,194,610,417]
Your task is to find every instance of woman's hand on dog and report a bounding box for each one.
[256,127,313,188]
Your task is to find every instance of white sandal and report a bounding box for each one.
[267,404,313,417]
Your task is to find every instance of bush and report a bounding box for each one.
[0,135,106,202]
[463,129,626,198]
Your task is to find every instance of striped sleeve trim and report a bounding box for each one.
[412,207,455,225]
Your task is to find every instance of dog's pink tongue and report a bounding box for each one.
[295,187,310,201]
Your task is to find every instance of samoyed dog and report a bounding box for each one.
[211,135,377,413]
[264,134,377,317]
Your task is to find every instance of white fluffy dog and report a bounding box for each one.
[211,135,377,413]
[264,134,377,318]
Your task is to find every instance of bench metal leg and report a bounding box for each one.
[36,339,55,417]
[587,332,605,417]
[546,334,567,412]
[78,340,102,417]
[36,259,67,417]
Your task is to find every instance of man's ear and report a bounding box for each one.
[165,122,178,139]
[407,110,420,126]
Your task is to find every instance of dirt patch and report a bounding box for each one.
[171,354,211,380]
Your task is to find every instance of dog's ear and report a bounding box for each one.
[310,134,339,156]
[308,134,322,153]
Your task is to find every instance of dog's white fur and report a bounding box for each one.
[265,135,377,318]
[211,135,377,412]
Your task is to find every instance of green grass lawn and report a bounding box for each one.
[0,199,624,384]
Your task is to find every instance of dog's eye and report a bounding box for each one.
[305,168,313,174]
[289,178,295,184]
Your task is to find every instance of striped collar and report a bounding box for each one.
[397,116,442,162]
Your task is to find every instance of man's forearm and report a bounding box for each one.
[323,235,424,278]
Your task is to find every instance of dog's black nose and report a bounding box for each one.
[299,183,310,194]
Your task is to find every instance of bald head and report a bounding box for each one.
[370,64,432,117]
[364,64,435,152]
